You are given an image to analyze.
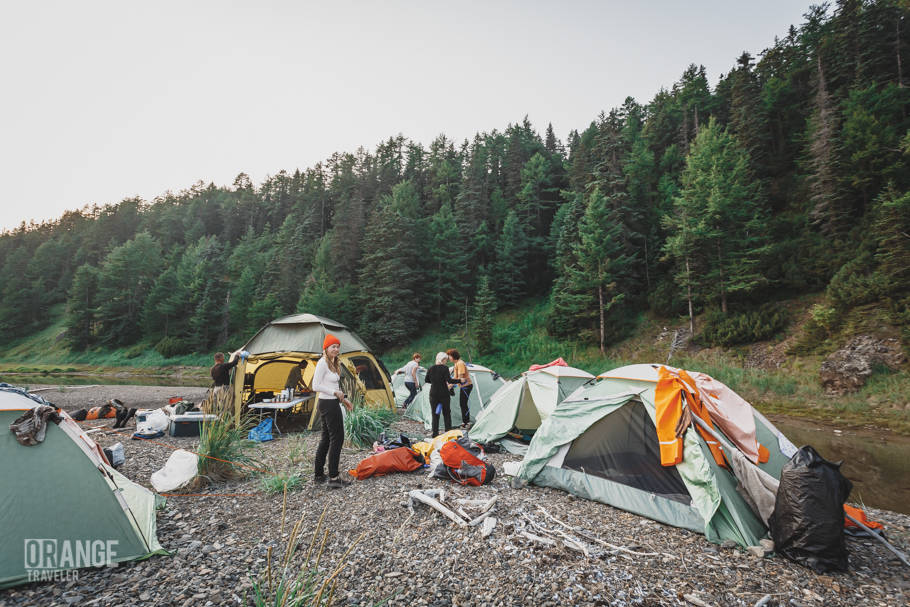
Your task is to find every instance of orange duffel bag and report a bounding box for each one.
[348,447,424,480]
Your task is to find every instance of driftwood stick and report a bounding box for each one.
[753,595,772,607]
[521,512,590,557]
[456,508,470,521]
[520,531,556,547]
[468,509,495,527]
[536,505,659,557]
[682,593,713,607]
[408,490,467,527]
[481,517,496,538]
[480,495,498,513]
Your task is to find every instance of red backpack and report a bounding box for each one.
[439,436,496,486]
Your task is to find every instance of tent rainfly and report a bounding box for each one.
[0,386,166,589]
[517,364,798,548]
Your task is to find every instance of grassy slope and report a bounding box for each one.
[3,300,908,434]
[0,306,209,381]
[383,298,910,436]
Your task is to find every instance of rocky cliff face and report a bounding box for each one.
[819,335,906,395]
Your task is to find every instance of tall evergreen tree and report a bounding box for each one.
[64,264,100,350]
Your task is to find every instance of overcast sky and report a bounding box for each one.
[0,1,815,231]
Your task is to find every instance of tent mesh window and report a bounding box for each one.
[349,356,385,390]
[562,401,692,504]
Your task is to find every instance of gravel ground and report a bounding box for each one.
[2,385,909,607]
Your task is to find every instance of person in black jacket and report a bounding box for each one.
[424,351,463,437]
[210,351,239,393]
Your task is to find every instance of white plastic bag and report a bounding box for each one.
[136,409,169,435]
[150,449,198,493]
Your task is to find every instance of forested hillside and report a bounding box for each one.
[1,1,908,358]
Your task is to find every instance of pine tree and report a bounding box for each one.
[64,264,100,350]
[357,181,425,349]
[571,187,633,352]
[95,232,163,345]
[664,118,769,321]
[493,210,529,307]
[472,273,497,354]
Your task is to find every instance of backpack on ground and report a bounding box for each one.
[439,436,495,486]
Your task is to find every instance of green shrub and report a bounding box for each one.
[343,407,395,449]
[700,305,788,347]
[260,472,304,495]
[123,343,145,359]
[155,336,192,358]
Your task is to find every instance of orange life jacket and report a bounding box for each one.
[655,366,727,468]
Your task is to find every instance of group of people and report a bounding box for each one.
[209,338,476,490]
[401,349,473,438]
[210,335,353,489]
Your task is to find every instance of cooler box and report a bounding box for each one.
[168,412,219,437]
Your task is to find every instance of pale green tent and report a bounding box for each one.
[391,366,427,406]
[1,387,166,589]
[517,364,797,548]
[404,363,505,430]
[469,364,593,446]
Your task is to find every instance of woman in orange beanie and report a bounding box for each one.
[312,333,353,488]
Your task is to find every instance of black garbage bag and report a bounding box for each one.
[769,445,852,572]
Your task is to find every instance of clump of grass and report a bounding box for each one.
[260,471,304,495]
[197,410,260,482]
[249,507,364,607]
[343,407,395,449]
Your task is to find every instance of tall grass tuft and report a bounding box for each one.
[197,404,260,482]
[260,471,304,495]
[249,506,365,607]
[343,407,395,449]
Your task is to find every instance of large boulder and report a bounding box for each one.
[819,335,905,395]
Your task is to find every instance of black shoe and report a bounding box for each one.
[314,475,327,484]
[327,476,351,489]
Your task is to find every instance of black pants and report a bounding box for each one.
[403,382,418,407]
[430,392,451,437]
[459,384,473,424]
[314,398,344,478]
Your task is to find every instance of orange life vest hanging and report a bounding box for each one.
[655,366,727,468]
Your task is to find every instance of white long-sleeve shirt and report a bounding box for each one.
[312,356,341,399]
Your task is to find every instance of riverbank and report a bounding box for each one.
[2,385,908,606]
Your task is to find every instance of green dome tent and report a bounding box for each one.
[469,363,594,447]
[0,387,166,589]
[517,364,797,548]
[404,362,505,431]
[391,366,426,406]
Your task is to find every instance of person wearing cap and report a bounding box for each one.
[423,351,463,438]
[312,334,354,488]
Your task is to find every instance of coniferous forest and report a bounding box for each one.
[2,2,908,359]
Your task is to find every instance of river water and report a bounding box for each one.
[5,374,908,514]
[769,415,910,515]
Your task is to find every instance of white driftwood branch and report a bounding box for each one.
[408,490,467,527]
[481,517,496,538]
[535,505,659,557]
[520,531,556,547]
[468,509,495,527]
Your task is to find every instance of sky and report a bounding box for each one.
[0,1,815,232]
